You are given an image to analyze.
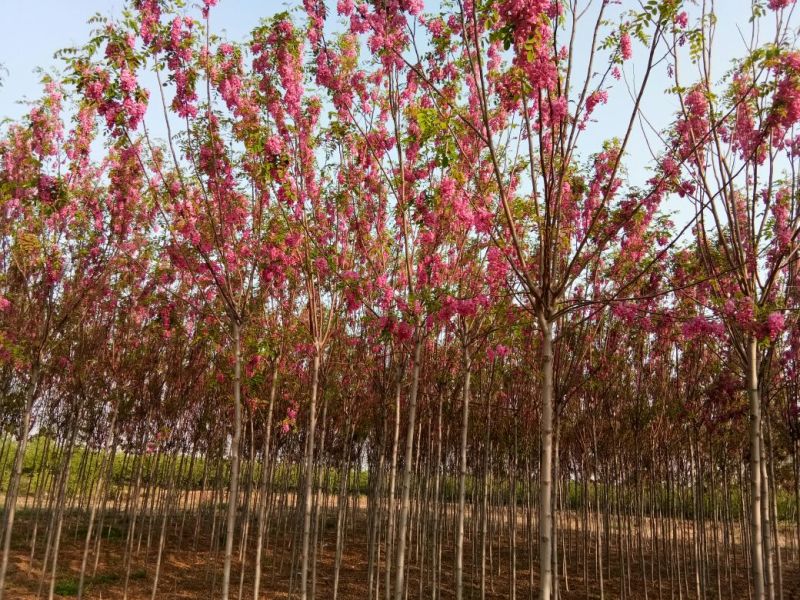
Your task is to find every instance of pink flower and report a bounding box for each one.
[620,32,632,61]
[550,96,568,122]
[395,321,414,342]
[768,0,795,10]
[487,344,510,361]
[119,68,137,94]
[585,90,608,115]
[611,302,638,323]
[674,11,688,28]
[428,18,445,37]
[682,316,725,340]
[265,136,283,157]
[202,0,218,18]
[768,54,800,134]
[402,0,424,16]
[337,0,354,15]
[765,312,785,340]
[0,296,10,311]
[314,257,329,276]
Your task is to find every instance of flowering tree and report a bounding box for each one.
[322,2,692,597]
[667,2,800,596]
[0,79,143,597]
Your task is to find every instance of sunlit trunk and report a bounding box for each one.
[253,363,279,600]
[394,333,423,600]
[300,348,321,600]
[455,348,472,600]
[747,335,765,600]
[221,321,243,600]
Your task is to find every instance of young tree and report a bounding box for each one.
[667,2,800,596]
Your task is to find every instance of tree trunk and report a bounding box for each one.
[539,318,555,600]
[394,333,423,600]
[300,348,322,600]
[746,336,765,600]
[456,348,472,600]
[386,364,404,600]
[221,321,243,600]
[253,362,279,600]
[78,405,118,600]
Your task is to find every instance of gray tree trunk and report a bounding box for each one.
[747,335,765,600]
[300,349,322,600]
[539,318,555,600]
[456,350,472,600]
[393,334,423,600]
[221,321,243,600]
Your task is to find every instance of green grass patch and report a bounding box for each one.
[54,578,79,596]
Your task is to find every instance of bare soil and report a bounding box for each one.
[4,507,799,599]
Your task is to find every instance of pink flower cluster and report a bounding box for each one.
[281,401,299,433]
[768,51,800,142]
[498,0,557,92]
[768,0,795,10]
[486,345,510,361]
[135,0,161,46]
[764,312,785,341]
[81,61,147,137]
[166,17,198,118]
[675,86,709,166]
[620,32,632,61]
[28,83,64,158]
[681,316,725,340]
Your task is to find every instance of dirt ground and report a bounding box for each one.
[4,507,800,600]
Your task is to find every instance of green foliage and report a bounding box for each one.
[54,578,80,596]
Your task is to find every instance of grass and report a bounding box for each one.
[53,578,79,596]
[53,572,121,596]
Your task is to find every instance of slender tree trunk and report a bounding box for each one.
[394,333,423,600]
[78,405,118,600]
[221,321,243,600]
[333,418,353,600]
[386,365,404,600]
[539,317,555,600]
[300,348,322,600]
[793,440,800,571]
[45,411,79,600]
[592,414,604,600]
[746,336,765,600]
[766,416,782,600]
[456,348,472,600]
[253,363,279,600]
[150,454,176,600]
